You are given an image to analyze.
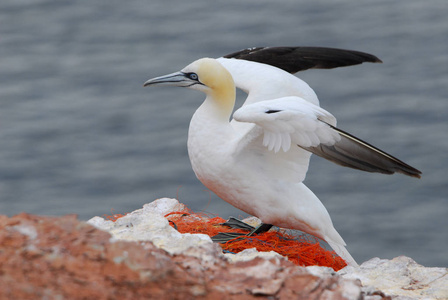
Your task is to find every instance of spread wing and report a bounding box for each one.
[223,46,382,74]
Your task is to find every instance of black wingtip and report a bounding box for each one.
[303,125,422,179]
[413,173,422,179]
[223,46,382,74]
[406,167,422,179]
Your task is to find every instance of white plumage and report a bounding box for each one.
[144,48,421,267]
[145,57,359,266]
[233,97,340,152]
[216,57,320,106]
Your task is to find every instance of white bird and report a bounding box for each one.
[144,58,354,265]
[144,49,421,267]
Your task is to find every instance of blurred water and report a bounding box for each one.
[0,0,447,267]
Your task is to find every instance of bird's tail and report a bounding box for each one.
[326,239,359,267]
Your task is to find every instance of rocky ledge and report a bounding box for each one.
[0,198,446,300]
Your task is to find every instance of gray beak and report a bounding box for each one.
[144,71,192,87]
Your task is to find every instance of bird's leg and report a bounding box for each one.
[211,217,274,243]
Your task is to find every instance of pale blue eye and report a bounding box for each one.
[187,73,198,80]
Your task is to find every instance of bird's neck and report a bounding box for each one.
[188,87,236,169]
[201,85,235,123]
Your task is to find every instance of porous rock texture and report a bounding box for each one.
[340,256,448,299]
[0,212,364,300]
[0,198,446,300]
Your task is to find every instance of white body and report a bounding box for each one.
[188,108,343,244]
[145,57,359,266]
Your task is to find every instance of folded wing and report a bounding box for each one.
[233,97,340,153]
[233,97,422,178]
[303,125,422,178]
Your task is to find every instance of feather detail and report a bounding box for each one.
[233,97,340,153]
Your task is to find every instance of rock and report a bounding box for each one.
[0,211,369,299]
[224,248,285,263]
[339,256,448,299]
[88,198,217,259]
[1,198,445,299]
[88,198,448,299]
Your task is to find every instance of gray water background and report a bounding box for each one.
[1,0,447,267]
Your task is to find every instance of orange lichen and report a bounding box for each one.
[164,208,347,271]
[104,206,347,270]
[103,209,128,222]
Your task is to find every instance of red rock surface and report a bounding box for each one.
[0,213,385,299]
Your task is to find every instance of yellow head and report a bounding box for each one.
[144,58,236,117]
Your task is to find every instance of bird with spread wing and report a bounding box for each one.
[144,47,421,266]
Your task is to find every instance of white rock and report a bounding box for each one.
[141,197,187,216]
[87,198,214,256]
[306,265,336,277]
[87,216,115,231]
[224,248,285,263]
[339,256,448,299]
[240,216,262,228]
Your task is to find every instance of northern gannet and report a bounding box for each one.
[144,58,359,265]
[144,50,421,266]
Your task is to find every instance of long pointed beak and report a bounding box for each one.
[143,71,190,87]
